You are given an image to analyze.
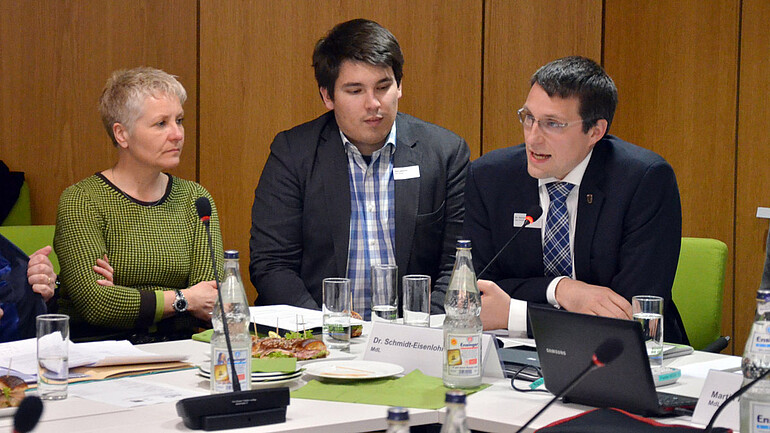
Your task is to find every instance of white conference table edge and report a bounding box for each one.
[2,324,740,432]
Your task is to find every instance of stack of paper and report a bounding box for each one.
[0,338,188,383]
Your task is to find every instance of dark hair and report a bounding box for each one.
[312,18,404,100]
[530,56,617,133]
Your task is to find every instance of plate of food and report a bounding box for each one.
[252,331,329,361]
[303,360,404,380]
[1,374,27,417]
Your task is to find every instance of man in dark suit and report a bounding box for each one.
[249,19,469,319]
[459,56,687,344]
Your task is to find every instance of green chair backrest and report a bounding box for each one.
[2,181,32,226]
[0,225,58,273]
[671,237,728,350]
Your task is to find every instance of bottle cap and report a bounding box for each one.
[387,407,409,421]
[224,250,239,259]
[445,390,466,404]
[456,240,472,249]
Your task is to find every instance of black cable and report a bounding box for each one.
[509,365,549,393]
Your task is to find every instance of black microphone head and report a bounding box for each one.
[527,205,543,222]
[195,196,212,220]
[14,395,44,433]
[593,338,624,366]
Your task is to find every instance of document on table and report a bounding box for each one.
[69,377,204,408]
[0,338,187,378]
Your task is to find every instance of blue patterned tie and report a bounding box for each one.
[543,182,575,278]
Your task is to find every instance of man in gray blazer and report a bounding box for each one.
[249,19,469,319]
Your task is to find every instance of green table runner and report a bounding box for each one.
[291,370,490,410]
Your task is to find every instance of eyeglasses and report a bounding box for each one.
[517,108,586,134]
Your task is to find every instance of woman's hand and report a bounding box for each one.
[93,255,114,286]
[27,246,57,302]
[184,280,218,321]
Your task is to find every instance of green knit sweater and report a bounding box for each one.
[54,173,224,339]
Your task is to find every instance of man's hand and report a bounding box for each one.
[478,279,511,331]
[554,279,632,319]
[27,246,57,302]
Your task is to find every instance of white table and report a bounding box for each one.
[0,331,741,432]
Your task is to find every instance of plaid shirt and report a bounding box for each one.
[342,125,397,320]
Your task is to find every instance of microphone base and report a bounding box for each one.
[199,407,286,431]
[176,388,290,431]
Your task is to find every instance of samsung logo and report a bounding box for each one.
[546,348,567,356]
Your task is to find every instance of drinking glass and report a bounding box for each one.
[632,295,664,369]
[36,314,69,400]
[403,275,431,326]
[371,264,398,322]
[323,278,351,351]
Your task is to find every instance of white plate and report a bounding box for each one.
[199,363,301,378]
[250,375,302,389]
[0,406,16,418]
[297,349,356,366]
[304,360,404,380]
[197,366,303,381]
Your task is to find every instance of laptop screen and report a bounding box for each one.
[528,305,664,416]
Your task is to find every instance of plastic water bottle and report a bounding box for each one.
[440,390,471,433]
[384,407,410,433]
[740,288,770,432]
[210,250,252,393]
[442,240,483,388]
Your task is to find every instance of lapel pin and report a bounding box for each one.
[586,194,593,204]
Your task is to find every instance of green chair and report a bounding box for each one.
[671,237,728,351]
[0,225,58,273]
[2,180,32,226]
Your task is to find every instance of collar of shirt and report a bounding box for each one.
[537,148,593,190]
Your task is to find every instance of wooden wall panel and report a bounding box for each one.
[604,1,740,351]
[199,1,483,302]
[483,0,602,155]
[735,0,770,353]
[0,0,198,225]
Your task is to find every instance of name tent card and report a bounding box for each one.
[362,321,504,379]
[691,369,742,430]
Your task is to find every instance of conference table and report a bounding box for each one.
[0,323,740,432]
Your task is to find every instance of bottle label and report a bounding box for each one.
[759,300,770,315]
[750,327,770,355]
[445,332,481,377]
[749,401,770,433]
[211,348,250,392]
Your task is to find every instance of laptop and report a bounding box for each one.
[528,305,697,417]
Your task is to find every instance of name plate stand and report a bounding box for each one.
[362,321,504,379]
[690,369,742,430]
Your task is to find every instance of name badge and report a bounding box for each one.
[394,166,420,180]
[691,369,742,430]
[513,213,542,229]
[363,321,504,379]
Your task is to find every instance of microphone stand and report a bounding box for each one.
[514,363,599,433]
[704,368,770,433]
[477,207,540,279]
[202,219,241,393]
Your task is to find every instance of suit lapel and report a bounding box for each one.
[318,117,352,278]
[393,114,420,275]
[574,142,607,279]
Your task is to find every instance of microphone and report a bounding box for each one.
[514,339,624,433]
[477,205,542,279]
[177,197,290,430]
[13,395,43,433]
[195,197,239,393]
[704,367,770,433]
